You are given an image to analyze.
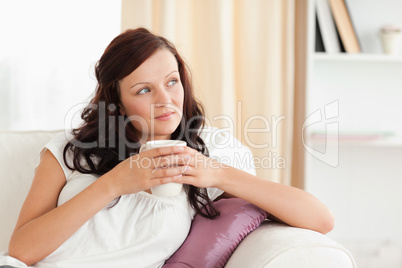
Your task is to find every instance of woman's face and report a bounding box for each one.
[118,48,184,143]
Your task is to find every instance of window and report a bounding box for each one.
[0,0,121,130]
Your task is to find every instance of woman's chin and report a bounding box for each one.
[145,127,180,141]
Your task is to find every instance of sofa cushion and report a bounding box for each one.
[0,130,63,251]
[163,198,268,268]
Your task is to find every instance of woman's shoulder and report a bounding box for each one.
[41,131,74,158]
[198,126,256,175]
[199,126,247,151]
[46,131,73,147]
[199,126,235,145]
[40,131,75,180]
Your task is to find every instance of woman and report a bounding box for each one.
[7,28,334,267]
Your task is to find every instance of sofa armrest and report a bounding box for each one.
[225,221,356,268]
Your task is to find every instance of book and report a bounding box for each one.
[328,0,360,53]
[316,0,341,53]
[315,15,325,52]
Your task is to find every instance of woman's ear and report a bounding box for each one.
[115,82,125,116]
[119,105,126,116]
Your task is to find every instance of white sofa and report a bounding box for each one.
[0,130,356,267]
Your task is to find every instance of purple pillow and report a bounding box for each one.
[163,198,268,268]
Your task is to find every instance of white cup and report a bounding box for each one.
[381,33,402,55]
[139,140,187,197]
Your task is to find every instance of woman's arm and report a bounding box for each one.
[176,149,335,235]
[8,150,118,265]
[9,146,189,265]
[217,166,335,234]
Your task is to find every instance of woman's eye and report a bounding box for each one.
[137,88,150,95]
[167,79,177,86]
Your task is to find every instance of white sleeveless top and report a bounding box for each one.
[10,127,255,268]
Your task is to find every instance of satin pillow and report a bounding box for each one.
[163,198,268,268]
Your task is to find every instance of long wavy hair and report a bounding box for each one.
[63,28,219,219]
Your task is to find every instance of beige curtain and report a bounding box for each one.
[121,0,307,187]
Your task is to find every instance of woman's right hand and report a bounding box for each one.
[107,145,191,196]
[8,145,191,265]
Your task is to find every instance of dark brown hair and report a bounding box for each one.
[63,28,219,219]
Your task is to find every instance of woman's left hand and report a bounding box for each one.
[174,147,335,235]
[173,147,229,189]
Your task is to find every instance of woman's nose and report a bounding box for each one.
[154,87,171,106]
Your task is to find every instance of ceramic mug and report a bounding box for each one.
[139,140,187,197]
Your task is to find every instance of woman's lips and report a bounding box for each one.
[155,111,175,121]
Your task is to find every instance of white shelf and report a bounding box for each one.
[313,52,402,63]
[308,132,402,147]
[309,137,402,147]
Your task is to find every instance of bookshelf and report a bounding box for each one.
[305,1,402,267]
